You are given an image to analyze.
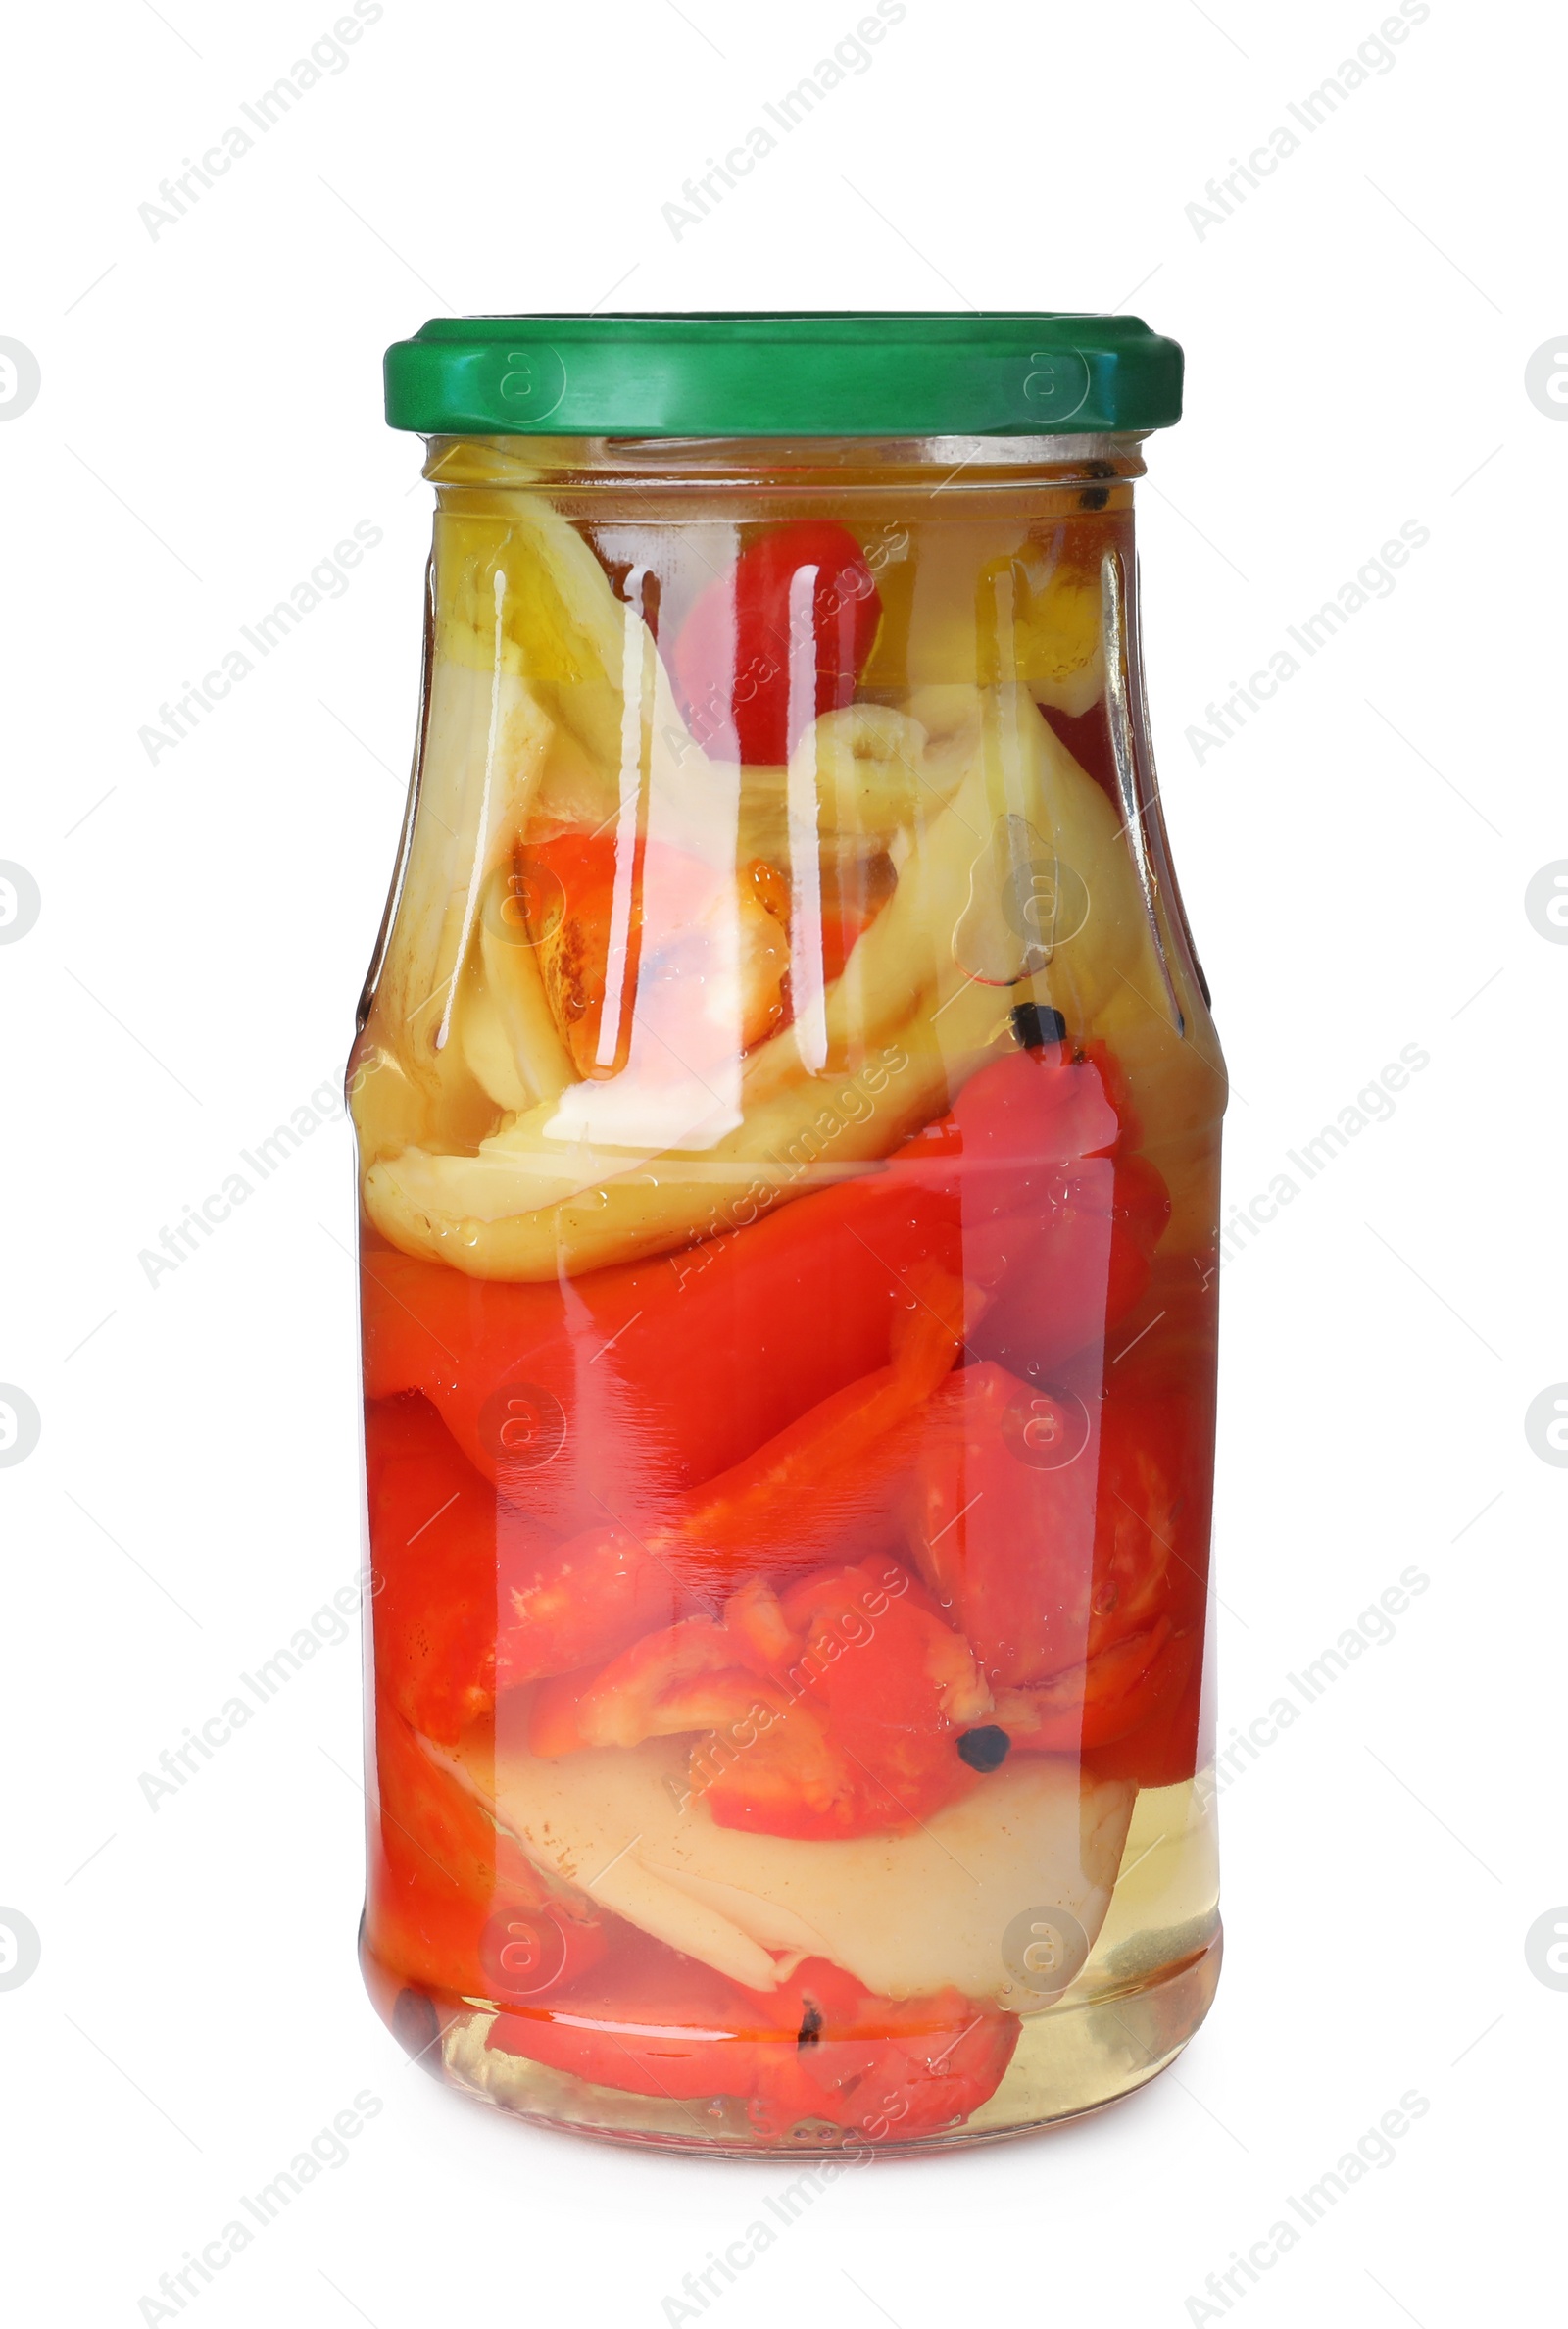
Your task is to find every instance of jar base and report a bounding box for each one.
[383,1922,1221,2159]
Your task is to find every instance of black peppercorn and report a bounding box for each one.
[1080,458,1115,511]
[1011,1000,1067,1050]
[956,1726,1012,1773]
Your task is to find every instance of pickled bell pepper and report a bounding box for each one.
[362,1033,1165,1531]
[361,1169,964,1523]
[670,520,883,764]
[485,1933,1017,2137]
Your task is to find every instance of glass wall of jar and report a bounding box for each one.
[352,327,1224,2152]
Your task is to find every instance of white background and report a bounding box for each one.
[1,2,1560,2323]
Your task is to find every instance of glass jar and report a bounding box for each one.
[351,315,1225,2154]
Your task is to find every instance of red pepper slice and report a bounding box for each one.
[893,1037,1130,1185]
[484,1929,1018,2137]
[524,1557,990,1841]
[697,1560,990,1840]
[906,1363,1200,1694]
[362,1042,1162,1544]
[890,1040,1169,1386]
[961,1149,1167,1388]
[760,1975,1020,2141]
[734,1958,1020,2140]
[367,1390,559,1745]
[499,1517,692,1689]
[513,829,791,1080]
[487,1943,770,2103]
[670,520,882,765]
[361,1169,961,1534]
[368,1388,689,1729]
[995,1620,1199,1752]
[493,1265,966,1663]
[1084,1631,1210,1787]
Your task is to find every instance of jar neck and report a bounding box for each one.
[422,432,1151,502]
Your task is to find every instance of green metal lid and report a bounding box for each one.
[383,313,1182,439]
